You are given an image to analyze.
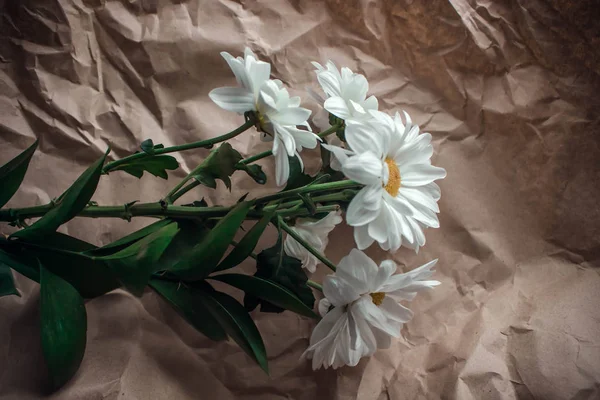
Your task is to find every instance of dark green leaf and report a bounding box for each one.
[282,156,313,191]
[0,262,19,297]
[93,223,179,296]
[182,199,208,208]
[42,232,97,252]
[0,244,40,283]
[236,163,267,185]
[171,202,251,280]
[197,283,268,373]
[4,239,119,298]
[157,219,211,271]
[111,155,178,179]
[193,143,243,190]
[40,264,87,390]
[91,219,172,256]
[11,150,109,241]
[0,140,38,208]
[141,139,154,154]
[211,274,317,319]
[215,211,274,272]
[245,234,314,314]
[149,278,227,341]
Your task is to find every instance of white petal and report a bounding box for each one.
[323,275,361,307]
[346,185,383,226]
[399,187,440,213]
[353,224,374,250]
[336,248,379,293]
[380,296,413,323]
[345,119,387,157]
[318,298,332,317]
[367,206,389,244]
[370,260,397,292]
[247,59,271,97]
[349,303,377,353]
[353,296,401,338]
[343,74,368,102]
[221,52,251,89]
[208,87,255,113]
[272,124,296,156]
[324,97,351,120]
[363,95,379,111]
[288,127,320,151]
[270,107,311,126]
[342,152,384,185]
[316,69,342,98]
[401,164,446,187]
[322,143,353,169]
[273,138,290,186]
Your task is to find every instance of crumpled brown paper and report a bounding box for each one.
[1,0,599,399]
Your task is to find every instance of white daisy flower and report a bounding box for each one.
[303,249,440,369]
[312,61,378,121]
[209,48,320,186]
[324,110,446,252]
[283,211,343,273]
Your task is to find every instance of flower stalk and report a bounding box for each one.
[102,117,256,174]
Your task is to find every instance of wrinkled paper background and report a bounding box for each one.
[1,0,600,399]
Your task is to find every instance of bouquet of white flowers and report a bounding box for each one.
[0,48,445,389]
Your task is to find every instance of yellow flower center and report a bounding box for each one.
[384,157,401,197]
[370,292,385,306]
[255,110,267,131]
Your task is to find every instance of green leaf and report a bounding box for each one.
[140,139,164,154]
[40,264,87,390]
[0,245,40,283]
[157,219,211,271]
[91,219,173,256]
[92,223,179,296]
[0,140,38,209]
[0,262,19,297]
[111,155,179,179]
[211,274,317,319]
[2,238,119,298]
[171,202,251,280]
[193,143,243,190]
[11,150,109,241]
[42,232,97,252]
[197,283,268,373]
[245,233,314,314]
[236,163,267,185]
[282,156,313,191]
[215,211,274,272]
[149,278,227,341]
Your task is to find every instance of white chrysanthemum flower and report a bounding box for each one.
[303,249,440,369]
[312,61,378,121]
[324,110,446,252]
[209,48,320,186]
[283,211,342,273]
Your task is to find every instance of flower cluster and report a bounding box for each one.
[210,48,446,369]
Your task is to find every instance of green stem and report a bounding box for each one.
[318,124,342,139]
[237,150,272,166]
[0,202,340,222]
[307,280,323,292]
[254,180,361,205]
[103,118,256,173]
[278,216,337,272]
[170,180,201,203]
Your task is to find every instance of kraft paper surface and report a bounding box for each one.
[1,0,599,399]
